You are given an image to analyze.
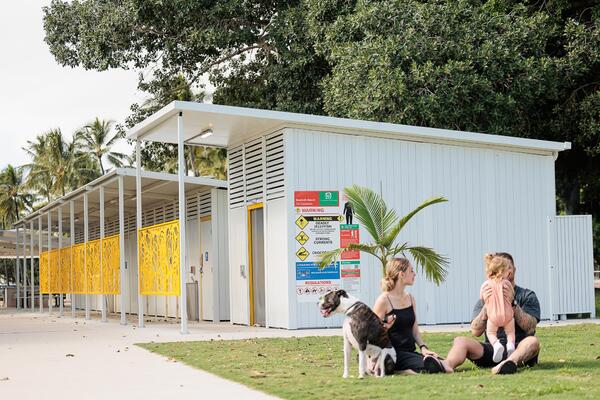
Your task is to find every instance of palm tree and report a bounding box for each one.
[0,165,33,228]
[23,134,53,203]
[25,129,97,199]
[319,185,449,284]
[77,118,126,174]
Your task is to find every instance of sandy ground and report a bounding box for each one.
[1,308,599,399]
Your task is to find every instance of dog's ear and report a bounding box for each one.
[337,289,348,298]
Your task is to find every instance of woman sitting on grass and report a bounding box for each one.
[372,257,449,374]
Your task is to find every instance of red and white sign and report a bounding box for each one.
[294,191,320,207]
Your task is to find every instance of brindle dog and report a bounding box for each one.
[319,289,396,378]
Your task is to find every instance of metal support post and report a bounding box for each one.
[178,112,188,334]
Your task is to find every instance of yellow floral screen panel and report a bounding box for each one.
[72,244,86,294]
[39,251,49,294]
[49,249,60,293]
[59,247,72,293]
[86,239,102,294]
[138,220,180,296]
[102,234,120,295]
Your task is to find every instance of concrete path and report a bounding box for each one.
[1,308,599,400]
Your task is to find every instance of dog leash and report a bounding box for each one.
[345,301,362,315]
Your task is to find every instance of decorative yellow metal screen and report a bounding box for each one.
[40,251,49,294]
[49,249,60,293]
[86,239,102,294]
[38,235,121,295]
[138,220,180,296]
[102,234,120,294]
[72,243,86,294]
[59,247,72,293]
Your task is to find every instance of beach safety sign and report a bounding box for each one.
[294,190,361,303]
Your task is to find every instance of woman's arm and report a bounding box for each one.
[410,295,438,357]
[373,294,395,329]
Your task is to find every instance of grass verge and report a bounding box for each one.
[139,324,600,400]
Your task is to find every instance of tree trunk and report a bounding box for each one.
[98,155,105,175]
[566,177,580,215]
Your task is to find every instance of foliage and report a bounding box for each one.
[122,74,227,179]
[23,129,99,201]
[140,324,600,400]
[76,118,126,174]
[0,165,33,228]
[42,0,600,260]
[319,185,448,283]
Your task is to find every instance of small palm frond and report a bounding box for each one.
[318,248,346,269]
[318,243,380,269]
[382,196,447,247]
[344,185,398,242]
[406,246,449,285]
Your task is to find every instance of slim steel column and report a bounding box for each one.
[177,112,188,334]
[136,140,144,328]
[47,212,52,314]
[100,186,107,323]
[118,176,127,325]
[16,227,20,310]
[84,192,90,320]
[30,221,34,310]
[38,216,42,313]
[58,207,63,316]
[70,201,75,317]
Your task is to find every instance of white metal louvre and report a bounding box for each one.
[228,146,245,209]
[244,138,265,204]
[199,190,212,217]
[266,132,285,201]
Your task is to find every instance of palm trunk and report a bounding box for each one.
[98,155,105,175]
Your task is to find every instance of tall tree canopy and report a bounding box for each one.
[43,0,600,259]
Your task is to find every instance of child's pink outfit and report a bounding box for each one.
[480,278,516,363]
[481,279,514,326]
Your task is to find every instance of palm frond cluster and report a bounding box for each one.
[319,185,449,283]
[0,119,125,229]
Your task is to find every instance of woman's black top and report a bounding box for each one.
[386,295,417,353]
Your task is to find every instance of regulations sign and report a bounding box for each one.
[294,190,362,303]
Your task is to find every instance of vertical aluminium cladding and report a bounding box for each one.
[227,131,287,327]
[284,128,556,328]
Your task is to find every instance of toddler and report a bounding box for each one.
[480,253,516,362]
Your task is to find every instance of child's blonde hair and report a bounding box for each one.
[381,257,411,291]
[484,253,511,280]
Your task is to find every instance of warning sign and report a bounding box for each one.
[296,247,310,261]
[340,224,360,260]
[294,190,361,303]
[295,232,309,246]
[295,215,309,230]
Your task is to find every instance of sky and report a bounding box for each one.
[0,1,143,170]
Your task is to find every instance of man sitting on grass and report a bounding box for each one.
[438,252,541,374]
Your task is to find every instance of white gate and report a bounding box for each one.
[548,215,595,320]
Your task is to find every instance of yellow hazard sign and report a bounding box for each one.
[295,215,309,230]
[296,247,309,261]
[295,231,309,245]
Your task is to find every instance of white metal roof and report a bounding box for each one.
[13,167,227,228]
[127,101,571,154]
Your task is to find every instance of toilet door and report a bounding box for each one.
[200,216,213,321]
[248,204,265,326]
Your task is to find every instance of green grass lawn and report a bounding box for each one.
[139,324,600,400]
